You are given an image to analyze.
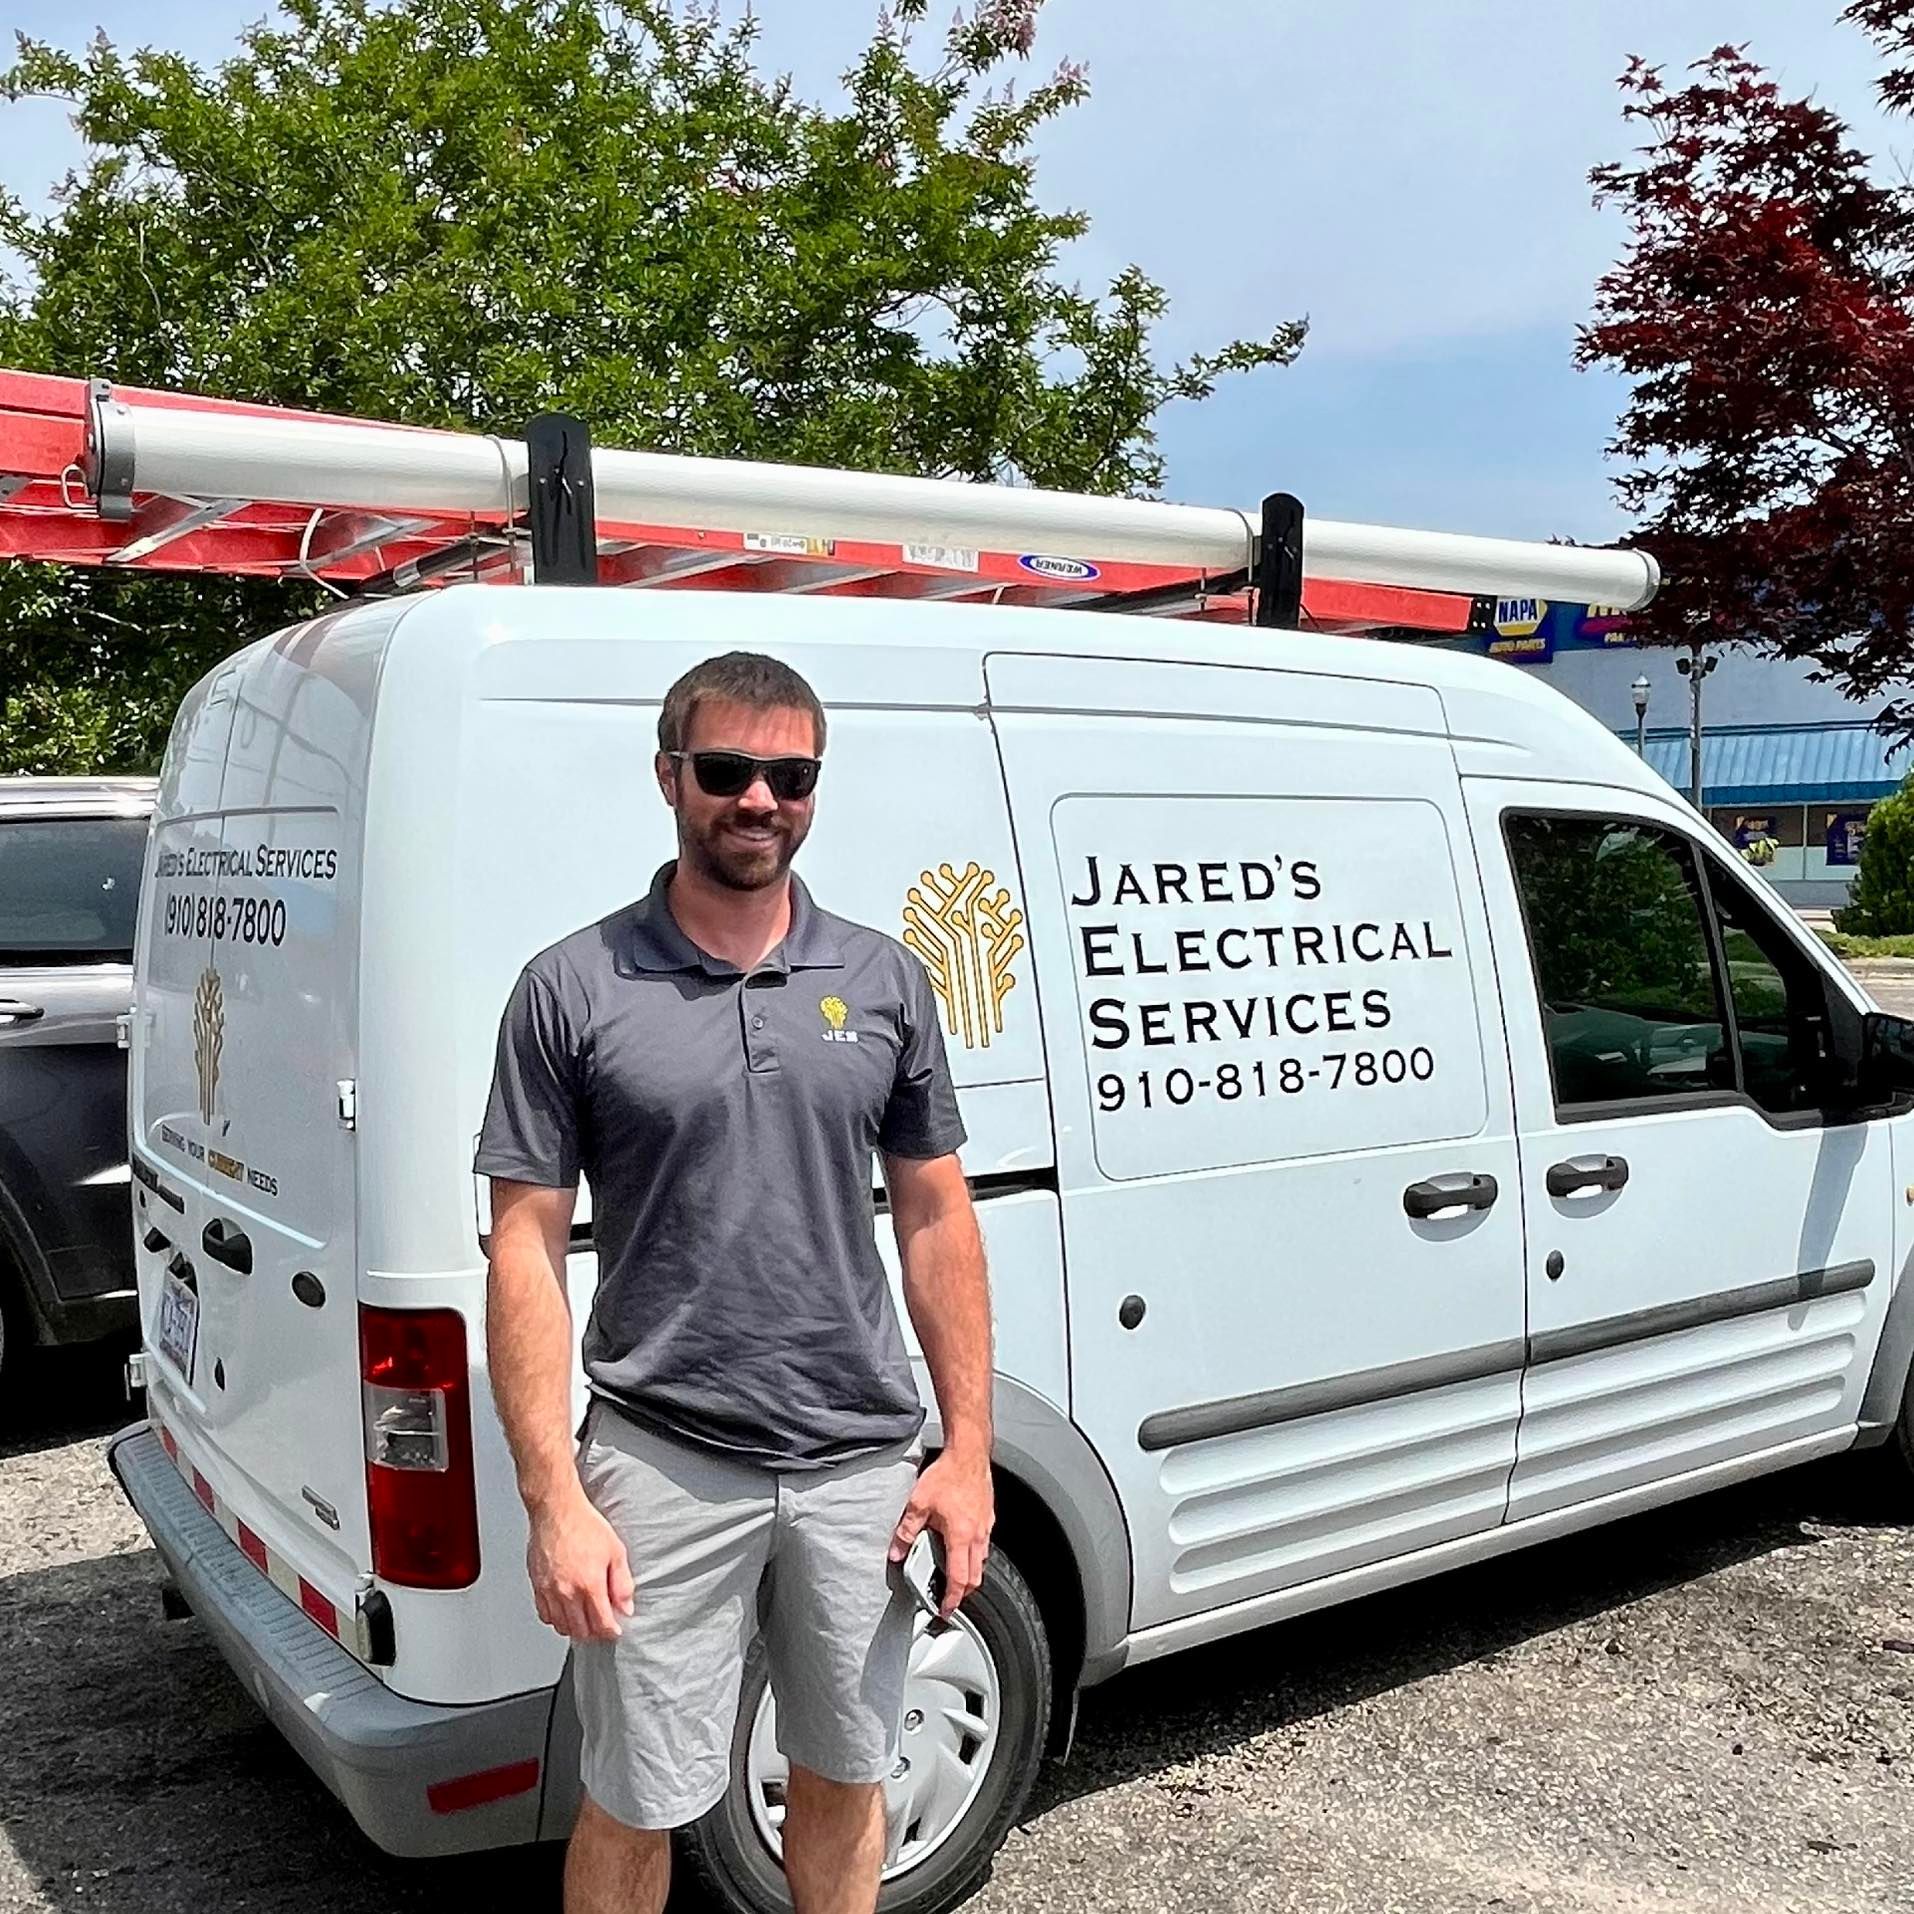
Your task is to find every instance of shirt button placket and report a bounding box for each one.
[743,976,778,1073]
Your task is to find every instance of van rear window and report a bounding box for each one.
[0,816,146,963]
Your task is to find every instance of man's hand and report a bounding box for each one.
[527,1488,636,1641]
[889,1450,994,1619]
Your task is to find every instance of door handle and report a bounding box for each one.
[0,1000,45,1025]
[1403,1172,1500,1219]
[201,1218,253,1275]
[1546,1154,1630,1199]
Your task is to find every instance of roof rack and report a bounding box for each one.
[0,370,1658,634]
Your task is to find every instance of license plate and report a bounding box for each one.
[155,1271,199,1384]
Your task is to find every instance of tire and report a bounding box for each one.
[1894,1364,1914,1484]
[679,1545,1052,1914]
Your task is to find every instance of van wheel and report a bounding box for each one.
[679,1546,1051,1914]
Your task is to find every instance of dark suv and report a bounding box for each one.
[0,777,154,1379]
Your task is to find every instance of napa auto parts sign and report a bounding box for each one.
[1479,599,1637,665]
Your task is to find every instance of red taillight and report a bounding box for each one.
[359,1306,480,1589]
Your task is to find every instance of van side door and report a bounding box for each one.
[989,652,1528,1632]
[1467,780,1894,1520]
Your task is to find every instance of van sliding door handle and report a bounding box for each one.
[201,1218,253,1275]
[1546,1154,1630,1199]
[1403,1172,1500,1219]
[0,1000,45,1025]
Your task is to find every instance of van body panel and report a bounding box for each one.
[1464,776,1900,1518]
[1117,1425,1856,1673]
[136,621,382,1585]
[338,591,1063,1699]
[986,650,1528,1630]
[133,663,241,1397]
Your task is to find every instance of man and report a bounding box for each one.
[476,651,994,1914]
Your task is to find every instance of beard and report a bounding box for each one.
[678,804,808,891]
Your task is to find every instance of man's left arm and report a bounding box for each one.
[885,1150,994,1618]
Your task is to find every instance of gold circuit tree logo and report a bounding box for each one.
[192,962,225,1122]
[903,861,1025,1050]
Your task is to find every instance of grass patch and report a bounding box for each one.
[1817,929,1914,959]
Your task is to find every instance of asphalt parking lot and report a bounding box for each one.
[2,1346,1910,1914]
[2,961,1911,1913]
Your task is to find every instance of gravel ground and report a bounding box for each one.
[2,1346,1911,1914]
[1,956,1911,1912]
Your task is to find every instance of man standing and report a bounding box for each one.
[476,652,994,1914]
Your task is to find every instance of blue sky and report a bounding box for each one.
[3,1,1906,543]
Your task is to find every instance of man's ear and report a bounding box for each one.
[655,752,679,810]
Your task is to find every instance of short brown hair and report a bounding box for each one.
[657,652,827,757]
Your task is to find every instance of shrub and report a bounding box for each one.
[1836,777,1914,935]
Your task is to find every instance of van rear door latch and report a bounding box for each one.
[336,1079,357,1130]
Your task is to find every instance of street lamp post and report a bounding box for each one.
[1674,645,1717,811]
[1630,674,1650,757]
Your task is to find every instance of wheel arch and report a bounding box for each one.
[927,1374,1132,1692]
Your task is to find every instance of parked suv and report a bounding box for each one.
[0,776,155,1379]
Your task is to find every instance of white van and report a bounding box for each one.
[111,584,1914,1913]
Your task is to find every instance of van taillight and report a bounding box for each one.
[359,1306,480,1589]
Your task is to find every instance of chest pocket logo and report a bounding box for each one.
[820,994,860,1043]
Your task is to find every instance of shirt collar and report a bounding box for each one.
[624,863,845,977]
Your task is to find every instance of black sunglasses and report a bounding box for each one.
[668,750,822,802]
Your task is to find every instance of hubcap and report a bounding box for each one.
[744,1609,1002,1880]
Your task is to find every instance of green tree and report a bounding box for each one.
[1836,777,1914,935]
[0,0,1303,774]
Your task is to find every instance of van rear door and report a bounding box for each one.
[137,637,371,1601]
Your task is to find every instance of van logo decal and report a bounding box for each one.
[192,963,225,1123]
[903,862,1026,1050]
[819,995,859,1043]
[1018,552,1100,582]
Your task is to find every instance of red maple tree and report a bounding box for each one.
[1579,7,1914,729]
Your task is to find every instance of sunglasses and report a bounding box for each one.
[668,750,822,802]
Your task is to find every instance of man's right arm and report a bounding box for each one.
[487,1178,634,1641]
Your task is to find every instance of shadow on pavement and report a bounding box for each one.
[0,1447,1900,1913]
[0,1543,564,1913]
[0,1340,140,1462]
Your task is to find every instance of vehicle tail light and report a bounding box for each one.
[360,1306,480,1589]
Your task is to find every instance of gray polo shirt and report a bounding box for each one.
[475,863,966,1470]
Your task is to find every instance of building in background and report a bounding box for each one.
[1421,600,1909,908]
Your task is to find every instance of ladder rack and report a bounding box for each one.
[0,370,1658,634]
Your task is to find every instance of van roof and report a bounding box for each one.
[316,581,1672,809]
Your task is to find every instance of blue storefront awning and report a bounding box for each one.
[1630,722,1911,807]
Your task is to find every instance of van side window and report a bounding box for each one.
[1703,861,1834,1115]
[1504,815,1728,1109]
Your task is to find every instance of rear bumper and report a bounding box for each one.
[107,1423,557,1858]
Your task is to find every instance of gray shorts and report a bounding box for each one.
[572,1399,923,1830]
